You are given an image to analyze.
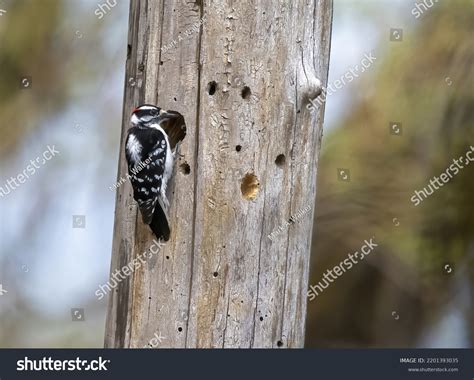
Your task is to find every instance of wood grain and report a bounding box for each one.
[105,0,333,348]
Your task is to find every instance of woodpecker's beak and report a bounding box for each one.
[158,109,181,122]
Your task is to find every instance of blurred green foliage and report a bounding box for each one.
[307,1,474,347]
[0,0,69,155]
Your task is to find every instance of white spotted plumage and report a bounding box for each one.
[150,123,173,207]
[124,104,185,241]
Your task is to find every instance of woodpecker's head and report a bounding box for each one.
[131,104,187,149]
[131,104,181,128]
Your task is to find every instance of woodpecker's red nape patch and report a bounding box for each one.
[132,107,140,114]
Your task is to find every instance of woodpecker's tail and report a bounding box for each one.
[149,201,170,241]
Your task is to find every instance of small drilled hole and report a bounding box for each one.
[208,81,217,95]
[259,316,263,321]
[241,86,251,99]
[180,162,191,175]
[173,97,177,101]
[277,340,283,347]
[178,327,183,332]
[159,61,164,65]
[275,154,286,167]
[235,145,242,152]
[241,173,260,200]
[166,256,170,260]
[213,272,218,277]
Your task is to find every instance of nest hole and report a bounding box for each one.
[241,86,251,99]
[275,154,286,167]
[208,81,217,95]
[180,162,191,175]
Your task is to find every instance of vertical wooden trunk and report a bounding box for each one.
[105,0,333,348]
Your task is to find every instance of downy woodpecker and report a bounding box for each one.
[125,104,186,241]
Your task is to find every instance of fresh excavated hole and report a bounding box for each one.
[159,111,186,151]
[235,145,242,152]
[241,173,260,200]
[208,81,217,95]
[180,162,191,175]
[241,86,251,99]
[275,154,286,167]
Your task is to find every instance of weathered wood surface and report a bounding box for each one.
[105,0,333,348]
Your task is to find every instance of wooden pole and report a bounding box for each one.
[105,0,333,348]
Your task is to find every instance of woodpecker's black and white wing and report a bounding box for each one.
[125,126,170,240]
